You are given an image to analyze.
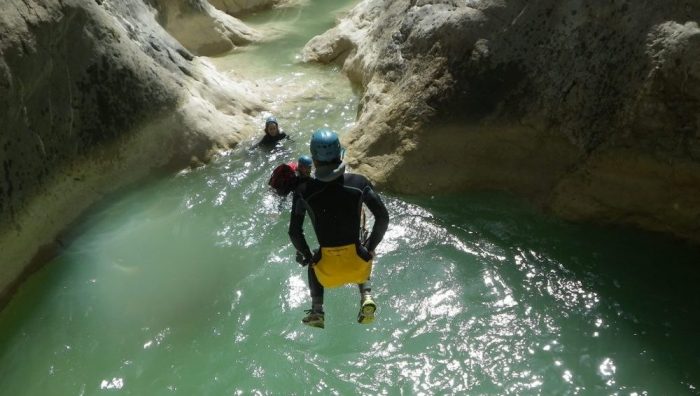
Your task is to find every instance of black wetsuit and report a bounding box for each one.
[289,173,389,299]
[255,132,288,148]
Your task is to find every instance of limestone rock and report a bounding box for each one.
[304,0,700,242]
[0,0,263,304]
[149,0,261,56]
[208,0,278,16]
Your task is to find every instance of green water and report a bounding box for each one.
[2,1,700,395]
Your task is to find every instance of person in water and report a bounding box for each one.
[268,155,313,196]
[296,155,312,181]
[289,128,389,328]
[255,116,289,148]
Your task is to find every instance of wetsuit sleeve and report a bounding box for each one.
[363,185,389,252]
[288,193,312,259]
[253,134,270,148]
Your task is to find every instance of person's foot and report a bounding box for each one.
[357,295,376,324]
[302,309,325,329]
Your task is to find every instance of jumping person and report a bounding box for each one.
[289,128,389,328]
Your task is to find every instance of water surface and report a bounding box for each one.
[1,1,700,395]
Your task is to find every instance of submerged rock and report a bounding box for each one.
[304,0,700,242]
[0,0,263,304]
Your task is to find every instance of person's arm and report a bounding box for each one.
[363,185,389,254]
[288,193,312,263]
[252,134,269,149]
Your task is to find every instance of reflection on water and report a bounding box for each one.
[2,144,700,396]
[2,0,700,395]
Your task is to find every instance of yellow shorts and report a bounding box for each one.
[313,244,372,288]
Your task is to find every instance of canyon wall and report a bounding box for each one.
[0,0,263,305]
[303,0,700,242]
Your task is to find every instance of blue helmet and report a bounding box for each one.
[297,155,313,168]
[265,116,278,126]
[310,128,341,162]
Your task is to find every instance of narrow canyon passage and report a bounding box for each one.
[1,1,699,394]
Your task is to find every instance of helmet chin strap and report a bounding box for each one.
[315,162,346,182]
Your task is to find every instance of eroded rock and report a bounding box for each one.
[208,0,278,16]
[0,0,263,304]
[304,0,700,242]
[149,0,261,56]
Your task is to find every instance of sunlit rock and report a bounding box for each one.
[208,0,278,16]
[304,0,700,242]
[149,0,261,56]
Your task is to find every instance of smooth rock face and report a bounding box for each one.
[208,0,278,16]
[0,0,263,303]
[303,0,700,242]
[149,0,261,56]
